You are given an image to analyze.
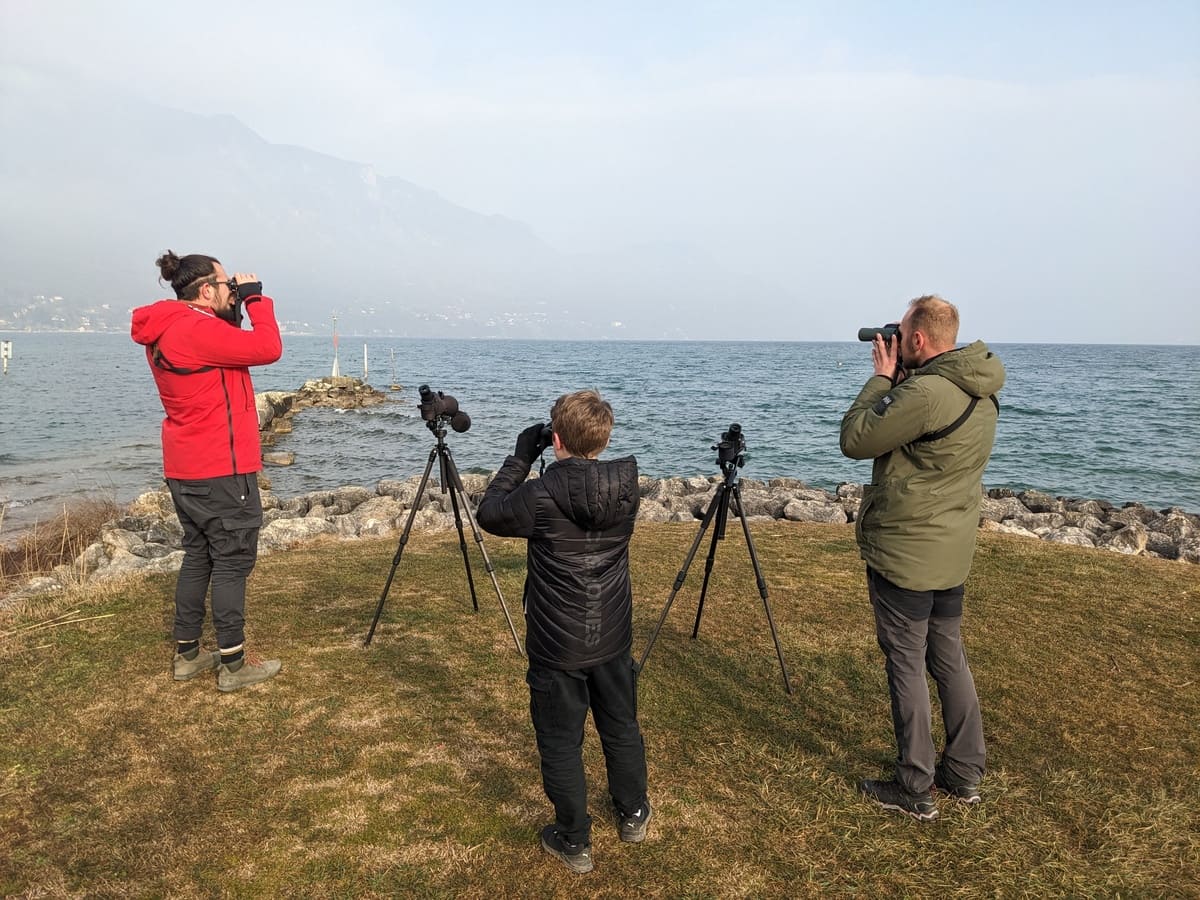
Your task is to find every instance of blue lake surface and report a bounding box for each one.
[1,332,1197,535]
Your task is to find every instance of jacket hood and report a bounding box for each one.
[541,456,639,530]
[131,300,205,346]
[919,340,1005,399]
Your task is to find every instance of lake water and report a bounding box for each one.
[1,333,1197,537]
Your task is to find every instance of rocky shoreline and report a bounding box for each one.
[5,379,1196,602]
[6,472,1197,603]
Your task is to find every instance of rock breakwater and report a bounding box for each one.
[7,476,1196,602]
[257,378,390,458]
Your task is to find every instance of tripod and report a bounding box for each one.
[638,435,792,694]
[364,419,524,655]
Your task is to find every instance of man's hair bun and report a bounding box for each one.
[156,250,182,282]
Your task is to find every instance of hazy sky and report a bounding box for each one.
[2,0,1197,343]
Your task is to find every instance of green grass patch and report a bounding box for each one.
[2,523,1197,897]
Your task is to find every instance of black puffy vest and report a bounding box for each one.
[477,454,640,669]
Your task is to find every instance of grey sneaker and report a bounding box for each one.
[173,649,220,681]
[860,779,940,822]
[934,766,982,804]
[217,657,281,692]
[540,824,593,874]
[615,800,652,842]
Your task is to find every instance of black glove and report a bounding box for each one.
[233,281,264,302]
[514,422,550,464]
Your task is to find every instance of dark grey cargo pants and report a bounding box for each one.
[868,567,986,793]
[167,474,263,650]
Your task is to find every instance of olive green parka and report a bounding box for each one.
[840,340,1005,591]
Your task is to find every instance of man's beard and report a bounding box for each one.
[215,301,243,327]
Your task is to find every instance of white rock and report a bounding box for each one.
[1099,523,1147,555]
[334,496,405,537]
[101,528,145,555]
[980,496,1029,522]
[411,509,453,533]
[636,500,672,523]
[989,520,1038,539]
[783,499,848,524]
[1043,527,1096,547]
[259,517,337,551]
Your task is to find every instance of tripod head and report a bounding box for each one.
[712,422,746,476]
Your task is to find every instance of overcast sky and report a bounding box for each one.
[2,0,1197,343]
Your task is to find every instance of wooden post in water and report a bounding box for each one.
[0,340,11,375]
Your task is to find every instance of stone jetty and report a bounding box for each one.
[6,475,1197,602]
[257,377,389,456]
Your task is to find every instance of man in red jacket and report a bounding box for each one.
[131,250,283,692]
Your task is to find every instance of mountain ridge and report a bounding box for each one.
[0,65,786,340]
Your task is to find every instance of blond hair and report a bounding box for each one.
[907,295,960,348]
[550,390,613,458]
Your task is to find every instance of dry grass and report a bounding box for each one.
[0,495,122,591]
[1,522,1198,898]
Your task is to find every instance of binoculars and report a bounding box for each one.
[858,323,900,342]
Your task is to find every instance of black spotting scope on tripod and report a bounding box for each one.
[364,385,524,655]
[638,424,792,694]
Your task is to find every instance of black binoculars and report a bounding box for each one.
[858,323,901,342]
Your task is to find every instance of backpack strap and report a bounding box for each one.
[150,342,215,375]
[914,394,999,443]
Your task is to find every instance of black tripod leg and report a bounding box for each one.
[364,446,438,646]
[639,486,721,670]
[444,448,525,656]
[731,482,792,694]
[692,485,729,639]
[445,471,481,612]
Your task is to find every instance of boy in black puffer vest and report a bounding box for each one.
[478,390,651,875]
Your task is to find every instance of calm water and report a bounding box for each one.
[1,333,1197,536]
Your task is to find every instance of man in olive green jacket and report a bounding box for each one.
[841,295,1005,822]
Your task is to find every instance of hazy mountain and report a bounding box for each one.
[0,66,783,339]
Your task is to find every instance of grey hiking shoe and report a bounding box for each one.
[860,778,940,822]
[934,766,982,804]
[217,657,281,692]
[615,800,652,842]
[540,824,593,874]
[173,649,220,681]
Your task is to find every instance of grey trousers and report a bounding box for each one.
[868,567,986,793]
[167,474,263,650]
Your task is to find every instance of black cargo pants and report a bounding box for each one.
[527,653,649,845]
[167,474,263,650]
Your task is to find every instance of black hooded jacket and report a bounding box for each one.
[477,454,640,670]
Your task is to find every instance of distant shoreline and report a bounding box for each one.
[1,329,1198,347]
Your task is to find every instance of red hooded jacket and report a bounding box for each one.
[131,296,282,480]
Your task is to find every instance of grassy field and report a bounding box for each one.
[2,522,1197,898]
